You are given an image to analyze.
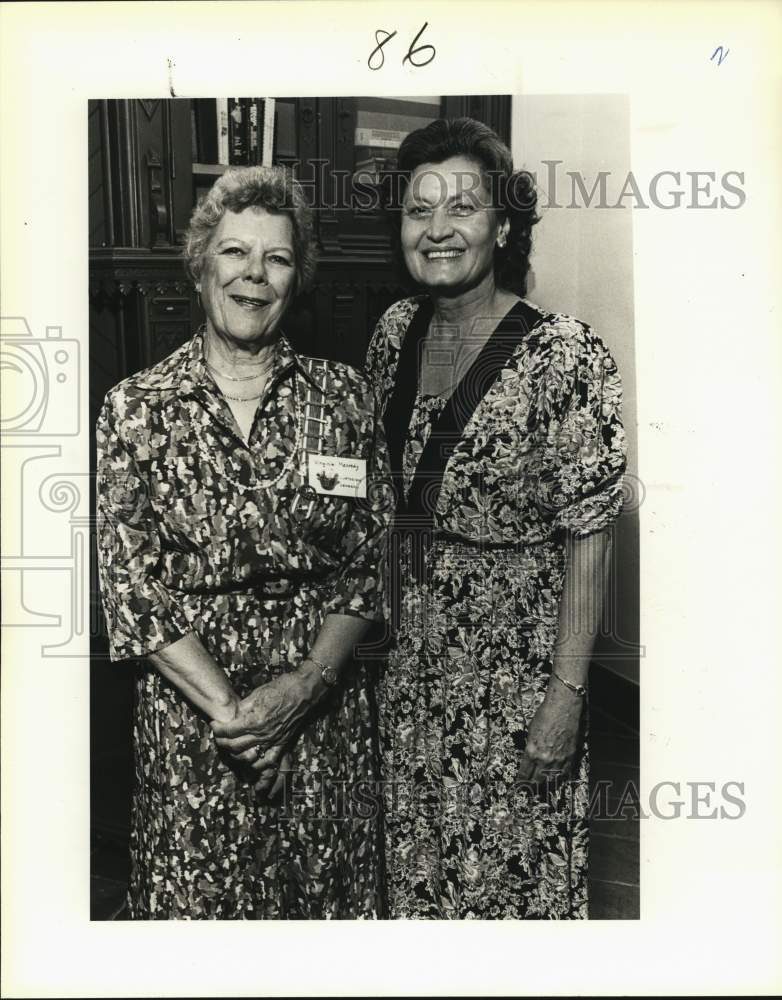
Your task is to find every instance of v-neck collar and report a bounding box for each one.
[385,295,544,522]
[384,296,542,480]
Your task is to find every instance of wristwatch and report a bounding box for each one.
[307,655,339,688]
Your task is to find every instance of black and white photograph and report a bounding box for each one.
[2,1,781,996]
[88,93,640,922]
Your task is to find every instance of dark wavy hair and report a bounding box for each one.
[385,117,539,295]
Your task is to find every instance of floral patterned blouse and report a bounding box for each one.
[96,328,392,919]
[97,329,390,662]
[367,295,627,919]
[369,295,628,543]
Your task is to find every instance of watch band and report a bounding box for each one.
[552,671,587,698]
[306,655,339,688]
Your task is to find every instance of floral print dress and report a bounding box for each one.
[366,296,627,919]
[96,328,391,919]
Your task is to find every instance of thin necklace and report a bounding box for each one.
[219,388,265,402]
[195,374,303,490]
[203,339,275,399]
[210,360,272,400]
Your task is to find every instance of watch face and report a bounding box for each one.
[322,664,339,687]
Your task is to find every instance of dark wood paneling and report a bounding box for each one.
[88,101,107,247]
[169,99,194,243]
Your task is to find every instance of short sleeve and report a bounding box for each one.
[364,297,420,417]
[364,310,390,412]
[96,391,192,661]
[532,325,627,536]
[321,394,393,622]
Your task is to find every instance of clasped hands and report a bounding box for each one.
[211,667,323,797]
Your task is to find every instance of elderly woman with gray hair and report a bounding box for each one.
[96,166,391,919]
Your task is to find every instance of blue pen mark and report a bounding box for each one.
[711,45,729,66]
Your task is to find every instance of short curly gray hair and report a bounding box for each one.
[184,165,317,295]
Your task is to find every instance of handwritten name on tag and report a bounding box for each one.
[308,454,367,498]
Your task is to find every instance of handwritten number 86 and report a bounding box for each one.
[369,22,436,70]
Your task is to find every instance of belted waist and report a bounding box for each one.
[161,572,329,601]
[391,522,552,577]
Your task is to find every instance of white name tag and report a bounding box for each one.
[308,454,367,498]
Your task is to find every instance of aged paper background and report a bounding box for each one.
[1,1,781,995]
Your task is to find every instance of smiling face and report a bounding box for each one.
[401,154,508,295]
[198,206,297,346]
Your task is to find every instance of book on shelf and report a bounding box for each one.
[229,97,271,166]
[216,98,229,165]
[247,98,268,166]
[248,99,260,165]
[194,98,218,164]
[262,98,275,167]
[192,97,270,171]
[228,98,246,165]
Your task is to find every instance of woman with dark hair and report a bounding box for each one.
[367,118,627,918]
[96,165,391,919]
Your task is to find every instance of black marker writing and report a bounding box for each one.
[403,22,436,68]
[368,22,436,71]
[368,29,397,71]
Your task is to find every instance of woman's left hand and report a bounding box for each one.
[517,680,586,787]
[210,668,322,756]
